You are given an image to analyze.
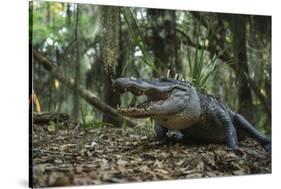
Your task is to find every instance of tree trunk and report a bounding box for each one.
[230,15,253,123]
[101,6,122,127]
[46,2,50,27]
[66,3,72,27]
[172,10,181,72]
[147,9,179,75]
[72,5,80,122]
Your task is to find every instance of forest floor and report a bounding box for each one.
[31,113,271,187]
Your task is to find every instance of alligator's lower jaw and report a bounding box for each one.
[115,85,171,118]
[117,107,154,118]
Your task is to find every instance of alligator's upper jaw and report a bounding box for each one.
[112,78,171,118]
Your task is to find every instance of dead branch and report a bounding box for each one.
[32,50,137,127]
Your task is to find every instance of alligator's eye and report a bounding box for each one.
[173,85,188,91]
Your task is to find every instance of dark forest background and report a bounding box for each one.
[30,1,271,135]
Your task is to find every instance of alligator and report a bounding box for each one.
[112,77,271,152]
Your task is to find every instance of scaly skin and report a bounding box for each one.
[112,77,271,152]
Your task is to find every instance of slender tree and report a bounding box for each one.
[72,5,80,122]
[230,15,253,122]
[101,6,122,126]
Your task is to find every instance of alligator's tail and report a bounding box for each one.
[231,112,271,153]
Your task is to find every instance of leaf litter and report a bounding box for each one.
[32,114,271,187]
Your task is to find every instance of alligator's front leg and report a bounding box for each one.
[154,124,169,144]
[154,124,184,144]
[232,112,271,152]
[208,105,239,150]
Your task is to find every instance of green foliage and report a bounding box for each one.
[80,106,114,128]
[31,2,69,47]
[183,27,222,91]
[186,48,220,91]
[122,8,160,75]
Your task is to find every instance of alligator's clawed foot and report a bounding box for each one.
[226,145,239,152]
[226,143,239,151]
[169,131,184,142]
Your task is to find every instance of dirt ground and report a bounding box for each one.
[31,113,271,187]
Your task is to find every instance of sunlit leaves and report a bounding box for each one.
[31,90,42,112]
[53,79,60,89]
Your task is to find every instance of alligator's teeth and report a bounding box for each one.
[167,69,171,78]
[179,74,183,80]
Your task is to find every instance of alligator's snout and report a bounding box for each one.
[112,77,130,90]
[112,77,146,96]
[112,77,187,118]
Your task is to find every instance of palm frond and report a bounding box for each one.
[122,8,159,74]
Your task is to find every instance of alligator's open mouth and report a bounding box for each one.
[114,85,171,117]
